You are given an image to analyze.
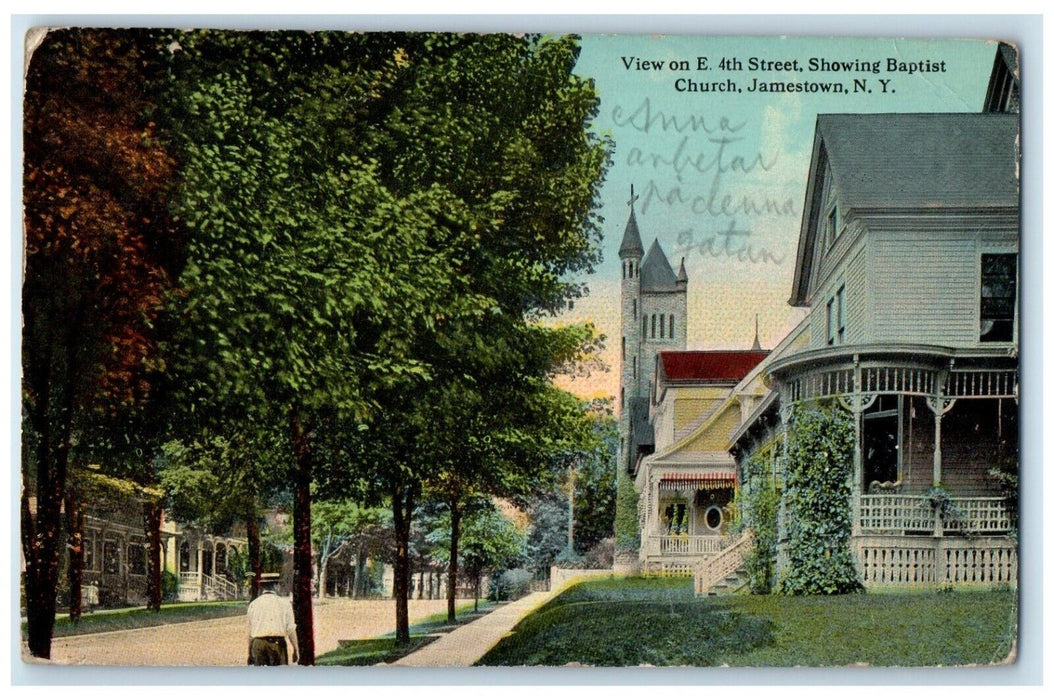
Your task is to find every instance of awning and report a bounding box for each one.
[658,471,736,491]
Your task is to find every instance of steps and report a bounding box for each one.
[705,566,749,596]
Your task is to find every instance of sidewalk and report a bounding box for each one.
[389,589,559,667]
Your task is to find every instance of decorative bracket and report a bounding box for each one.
[926,396,957,416]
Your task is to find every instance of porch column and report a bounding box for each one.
[926,369,956,489]
[851,357,864,537]
[650,471,661,557]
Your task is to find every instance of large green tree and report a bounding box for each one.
[160,31,469,664]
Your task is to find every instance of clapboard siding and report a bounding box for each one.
[868,232,978,347]
[844,246,867,344]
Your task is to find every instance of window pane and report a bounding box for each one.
[980,253,1016,342]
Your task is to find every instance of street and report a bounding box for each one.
[41,598,458,666]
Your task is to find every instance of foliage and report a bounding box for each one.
[614,463,640,551]
[429,503,526,577]
[161,569,180,602]
[553,545,588,569]
[525,493,569,574]
[477,577,1017,667]
[21,27,179,658]
[777,404,862,595]
[489,568,533,602]
[738,442,780,594]
[570,408,618,554]
[583,537,615,569]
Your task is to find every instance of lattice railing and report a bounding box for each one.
[858,495,936,534]
[941,542,1017,584]
[858,495,1011,535]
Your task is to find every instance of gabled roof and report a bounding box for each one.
[618,207,645,258]
[640,239,679,292]
[658,350,770,385]
[790,113,1019,306]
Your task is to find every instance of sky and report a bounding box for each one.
[555,35,998,402]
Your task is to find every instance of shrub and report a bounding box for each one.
[776,403,863,595]
[490,568,533,601]
[553,545,588,569]
[162,569,180,602]
[584,537,615,568]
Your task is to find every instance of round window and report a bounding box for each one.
[705,505,723,530]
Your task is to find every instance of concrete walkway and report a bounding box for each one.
[389,589,559,667]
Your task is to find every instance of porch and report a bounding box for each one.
[852,493,1016,586]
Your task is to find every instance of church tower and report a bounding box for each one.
[618,186,688,478]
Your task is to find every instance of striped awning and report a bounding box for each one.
[658,471,736,491]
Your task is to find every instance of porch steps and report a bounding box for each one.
[705,566,749,596]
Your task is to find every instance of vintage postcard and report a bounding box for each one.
[19,27,1021,672]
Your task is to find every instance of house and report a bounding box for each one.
[729,110,1019,590]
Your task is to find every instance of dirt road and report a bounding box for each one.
[42,598,458,666]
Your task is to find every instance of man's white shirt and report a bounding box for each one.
[247,591,297,639]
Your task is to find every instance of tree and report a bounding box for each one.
[429,503,526,611]
[160,32,471,663]
[22,28,178,658]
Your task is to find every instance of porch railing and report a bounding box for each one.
[650,535,733,556]
[858,495,1011,535]
[203,573,239,600]
[694,529,753,595]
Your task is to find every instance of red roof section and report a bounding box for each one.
[659,350,769,383]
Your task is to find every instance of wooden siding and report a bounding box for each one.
[680,405,741,453]
[844,245,867,344]
[868,232,979,347]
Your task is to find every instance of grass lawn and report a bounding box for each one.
[316,600,495,666]
[45,601,248,638]
[477,577,1017,667]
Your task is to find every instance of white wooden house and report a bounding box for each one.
[730,111,1019,590]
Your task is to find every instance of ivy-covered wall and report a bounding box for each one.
[614,466,640,552]
[777,403,862,595]
[738,441,780,594]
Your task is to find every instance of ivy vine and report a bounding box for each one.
[776,402,863,595]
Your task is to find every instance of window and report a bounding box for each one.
[704,505,723,530]
[622,261,627,279]
[651,314,656,339]
[127,543,146,576]
[622,336,625,361]
[826,298,835,346]
[863,395,901,488]
[84,534,96,571]
[660,314,665,339]
[836,283,845,344]
[827,206,839,247]
[669,315,675,338]
[632,298,637,320]
[103,540,120,575]
[642,316,647,337]
[633,355,637,379]
[980,253,1017,342]
[826,283,845,345]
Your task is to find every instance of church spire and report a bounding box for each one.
[751,314,763,351]
[618,184,645,258]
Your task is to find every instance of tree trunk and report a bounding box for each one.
[391,482,415,645]
[64,489,84,623]
[246,513,262,600]
[474,572,481,612]
[144,499,163,611]
[290,407,315,665]
[22,400,71,659]
[446,500,461,623]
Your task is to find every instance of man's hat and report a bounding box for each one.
[259,573,281,586]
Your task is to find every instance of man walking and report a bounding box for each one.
[247,574,299,665]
